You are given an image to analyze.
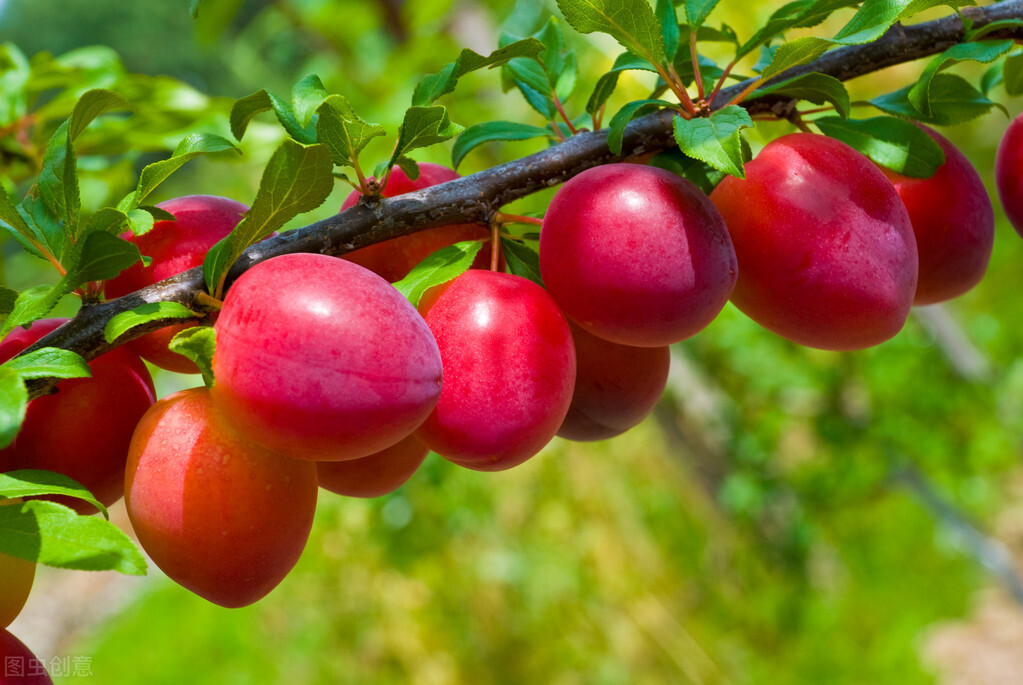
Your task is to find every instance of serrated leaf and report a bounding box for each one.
[17,188,64,262]
[0,368,27,449]
[737,0,858,59]
[505,58,553,99]
[760,36,832,78]
[394,241,484,307]
[204,140,333,293]
[66,231,143,288]
[750,72,851,118]
[965,18,1023,42]
[230,89,274,141]
[684,0,721,29]
[647,148,726,195]
[556,0,666,64]
[0,499,146,574]
[105,302,199,344]
[4,347,91,382]
[1004,54,1023,96]
[452,121,554,169]
[0,185,36,248]
[66,88,133,141]
[672,106,753,178]
[585,52,661,118]
[389,106,465,168]
[607,99,672,155]
[37,120,79,244]
[413,39,545,106]
[129,133,241,209]
[292,74,329,128]
[814,115,945,178]
[909,40,1013,116]
[168,326,216,389]
[501,238,544,287]
[391,156,420,182]
[870,73,1004,125]
[1,285,69,340]
[315,95,386,167]
[0,470,106,519]
[83,207,131,237]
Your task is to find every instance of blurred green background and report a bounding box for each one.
[3,0,1023,683]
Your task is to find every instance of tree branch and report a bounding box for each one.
[20,0,1023,399]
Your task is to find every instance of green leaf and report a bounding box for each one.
[760,36,832,78]
[814,115,945,178]
[750,72,851,118]
[965,18,1023,42]
[0,368,27,450]
[65,231,143,288]
[37,120,79,245]
[83,207,131,237]
[17,188,65,262]
[908,40,1013,116]
[393,241,484,307]
[105,302,199,344]
[230,89,274,141]
[0,499,146,574]
[66,88,133,141]
[204,140,333,292]
[656,0,681,60]
[127,133,241,211]
[168,326,216,389]
[586,52,660,120]
[870,73,1004,125]
[0,287,17,319]
[292,74,329,128]
[555,0,666,65]
[413,39,545,106]
[672,106,753,178]
[452,121,554,169]
[388,106,465,169]
[501,238,544,288]
[683,0,722,30]
[0,185,37,250]
[0,470,107,519]
[647,148,726,195]
[737,0,859,59]
[1004,54,1023,97]
[607,99,672,155]
[314,95,386,168]
[1,285,69,339]
[4,347,91,382]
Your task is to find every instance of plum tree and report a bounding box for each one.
[557,321,671,442]
[0,320,156,512]
[996,111,1023,238]
[210,253,443,462]
[317,433,429,498]
[879,126,994,305]
[539,163,737,347]
[104,195,249,374]
[0,629,52,683]
[125,387,318,608]
[710,133,919,351]
[415,270,575,471]
[341,163,493,282]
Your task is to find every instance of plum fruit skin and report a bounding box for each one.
[125,387,318,608]
[317,433,429,498]
[0,629,52,684]
[104,195,249,374]
[210,253,443,462]
[557,322,671,442]
[0,319,156,512]
[539,163,737,347]
[996,111,1023,239]
[415,270,576,471]
[880,126,994,305]
[710,133,918,351]
[341,163,491,282]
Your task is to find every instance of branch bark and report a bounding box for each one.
[20,0,1023,398]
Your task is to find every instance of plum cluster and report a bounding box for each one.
[0,120,1010,612]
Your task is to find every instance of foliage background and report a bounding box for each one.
[3,0,1023,682]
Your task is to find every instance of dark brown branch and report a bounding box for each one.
[21,0,1023,398]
